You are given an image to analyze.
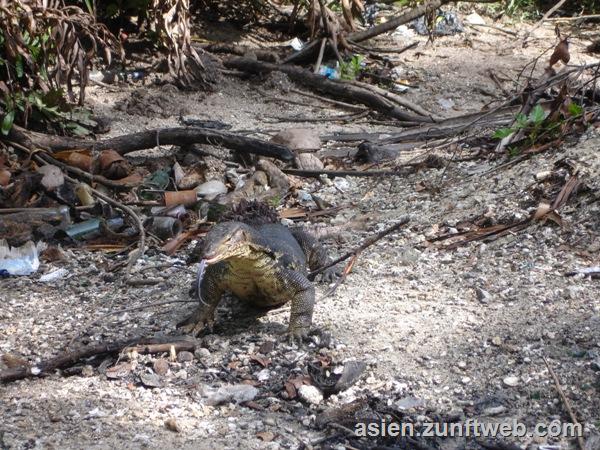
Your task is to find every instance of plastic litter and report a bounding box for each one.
[39,268,69,282]
[0,239,45,276]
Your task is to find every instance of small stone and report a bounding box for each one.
[256,369,270,382]
[259,341,275,354]
[298,385,323,405]
[503,376,520,387]
[475,287,491,303]
[153,358,169,376]
[295,153,324,171]
[491,336,502,346]
[177,351,194,363]
[204,384,259,406]
[195,180,227,200]
[81,365,94,377]
[457,361,467,370]
[483,405,507,416]
[464,12,485,25]
[194,348,211,360]
[270,128,321,151]
[139,372,161,388]
[165,418,181,433]
[461,377,471,385]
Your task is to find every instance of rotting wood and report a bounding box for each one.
[224,57,433,123]
[7,125,295,162]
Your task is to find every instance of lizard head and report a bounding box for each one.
[201,222,254,264]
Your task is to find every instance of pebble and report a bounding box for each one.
[298,385,323,405]
[177,351,194,363]
[153,358,169,376]
[503,376,520,387]
[204,384,259,406]
[194,348,211,360]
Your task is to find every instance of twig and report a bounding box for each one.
[289,88,368,111]
[309,216,410,278]
[266,110,369,123]
[466,23,518,37]
[522,0,568,43]
[322,253,357,297]
[544,14,600,21]
[542,356,586,450]
[283,168,406,178]
[314,38,327,73]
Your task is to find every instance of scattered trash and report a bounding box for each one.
[411,10,464,36]
[465,12,486,25]
[65,217,125,240]
[39,267,69,282]
[148,216,183,240]
[289,37,304,51]
[0,240,45,276]
[318,65,340,80]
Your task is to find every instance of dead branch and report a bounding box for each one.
[283,168,406,177]
[309,216,410,278]
[0,335,198,383]
[7,125,295,162]
[223,57,432,123]
[542,357,586,450]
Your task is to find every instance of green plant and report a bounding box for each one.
[493,104,547,146]
[340,54,364,81]
[0,0,122,135]
[492,99,586,156]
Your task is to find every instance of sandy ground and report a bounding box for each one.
[1,9,600,450]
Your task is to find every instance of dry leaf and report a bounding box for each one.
[249,355,271,368]
[549,38,570,67]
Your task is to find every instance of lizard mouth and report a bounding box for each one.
[202,254,222,264]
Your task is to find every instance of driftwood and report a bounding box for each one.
[0,335,198,383]
[8,125,295,162]
[224,57,432,123]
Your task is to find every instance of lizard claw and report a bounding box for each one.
[177,308,215,337]
[320,266,341,283]
[284,326,309,345]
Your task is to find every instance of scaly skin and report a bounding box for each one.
[178,221,335,341]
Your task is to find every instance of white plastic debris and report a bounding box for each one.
[39,268,69,282]
[289,37,304,51]
[0,239,45,276]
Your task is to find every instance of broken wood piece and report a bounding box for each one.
[0,335,198,383]
[8,125,295,162]
[223,57,433,123]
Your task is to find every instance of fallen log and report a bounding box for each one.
[224,57,433,123]
[7,125,295,162]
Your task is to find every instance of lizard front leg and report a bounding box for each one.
[178,262,227,336]
[280,268,316,343]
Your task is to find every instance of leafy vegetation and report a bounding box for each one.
[340,54,364,80]
[0,0,122,134]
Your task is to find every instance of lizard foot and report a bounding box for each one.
[177,308,215,337]
[285,326,310,345]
